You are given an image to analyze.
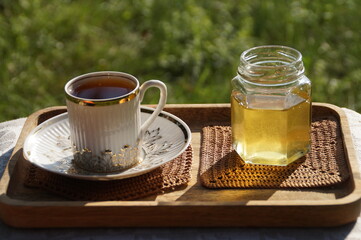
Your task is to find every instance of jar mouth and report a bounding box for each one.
[240,45,302,68]
[238,45,305,84]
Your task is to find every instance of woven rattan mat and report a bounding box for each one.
[25,145,192,201]
[200,115,350,188]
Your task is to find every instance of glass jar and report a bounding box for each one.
[231,45,311,166]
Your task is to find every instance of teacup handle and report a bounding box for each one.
[139,80,167,137]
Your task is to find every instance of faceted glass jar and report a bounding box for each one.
[231,45,311,166]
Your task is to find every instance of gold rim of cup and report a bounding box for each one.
[65,71,140,107]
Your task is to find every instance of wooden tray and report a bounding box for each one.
[0,103,360,228]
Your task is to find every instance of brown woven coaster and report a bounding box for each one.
[25,145,192,201]
[200,116,350,189]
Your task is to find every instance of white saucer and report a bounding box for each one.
[23,107,191,181]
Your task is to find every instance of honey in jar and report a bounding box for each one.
[231,45,311,166]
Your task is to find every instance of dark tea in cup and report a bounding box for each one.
[70,76,137,100]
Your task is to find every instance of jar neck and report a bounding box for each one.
[237,45,305,86]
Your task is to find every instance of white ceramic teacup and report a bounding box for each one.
[65,71,167,173]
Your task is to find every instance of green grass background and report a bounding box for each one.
[1,0,361,121]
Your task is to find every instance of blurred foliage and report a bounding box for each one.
[0,0,361,121]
